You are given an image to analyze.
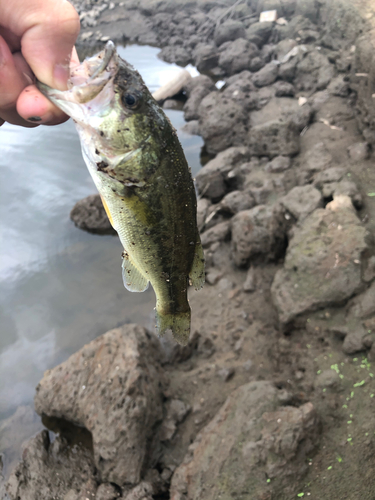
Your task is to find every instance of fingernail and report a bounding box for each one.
[27,116,42,122]
[53,62,70,90]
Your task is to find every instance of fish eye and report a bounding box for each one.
[122,93,138,108]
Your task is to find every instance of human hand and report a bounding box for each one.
[0,0,80,127]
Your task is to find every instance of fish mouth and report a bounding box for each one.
[37,41,118,122]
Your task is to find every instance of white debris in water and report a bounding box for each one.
[259,10,277,22]
[215,80,225,90]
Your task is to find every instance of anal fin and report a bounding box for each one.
[122,253,149,292]
[189,240,205,290]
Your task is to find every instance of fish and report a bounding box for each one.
[37,41,205,346]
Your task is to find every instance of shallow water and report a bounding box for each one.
[0,45,203,429]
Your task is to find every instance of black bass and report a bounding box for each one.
[38,41,204,345]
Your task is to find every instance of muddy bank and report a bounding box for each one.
[2,0,375,499]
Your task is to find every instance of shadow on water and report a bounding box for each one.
[0,44,204,472]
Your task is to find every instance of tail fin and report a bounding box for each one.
[156,310,191,346]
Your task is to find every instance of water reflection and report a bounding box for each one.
[0,45,203,430]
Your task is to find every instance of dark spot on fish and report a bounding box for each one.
[96,161,109,171]
[100,131,104,137]
[95,148,99,155]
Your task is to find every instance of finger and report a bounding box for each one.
[0,36,36,126]
[17,48,79,125]
[1,0,80,90]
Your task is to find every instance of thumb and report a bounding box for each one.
[19,1,80,90]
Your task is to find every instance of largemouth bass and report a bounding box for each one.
[38,41,204,345]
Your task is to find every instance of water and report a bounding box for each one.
[0,45,203,466]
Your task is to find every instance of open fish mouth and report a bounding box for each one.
[37,41,119,122]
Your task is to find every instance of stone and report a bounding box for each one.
[347,142,370,162]
[181,120,200,135]
[264,155,291,173]
[249,56,265,72]
[96,483,122,500]
[297,142,333,184]
[333,180,363,209]
[195,147,249,201]
[271,207,368,324]
[252,61,279,87]
[217,367,235,381]
[70,194,116,235]
[219,38,259,75]
[295,50,334,91]
[160,399,191,442]
[214,20,246,46]
[243,266,257,292]
[274,80,295,96]
[183,75,215,98]
[295,0,319,22]
[280,185,323,221]
[196,198,210,232]
[315,369,341,390]
[6,431,96,500]
[327,75,350,97]
[248,120,300,157]
[34,325,164,486]
[123,481,154,500]
[0,405,43,476]
[275,39,298,60]
[342,325,369,355]
[158,45,191,66]
[313,166,346,188]
[350,281,375,319]
[184,85,214,121]
[193,44,219,73]
[231,205,286,267]
[170,381,320,500]
[220,189,256,214]
[200,221,231,248]
[163,99,181,110]
[198,92,249,155]
[246,21,273,46]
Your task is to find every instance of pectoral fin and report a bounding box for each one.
[122,253,149,292]
[189,240,205,290]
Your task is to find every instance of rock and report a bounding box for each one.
[252,61,279,87]
[271,207,368,325]
[333,180,363,209]
[193,44,219,73]
[295,0,319,22]
[34,325,164,486]
[70,194,116,235]
[315,369,341,390]
[6,431,96,500]
[160,399,191,442]
[248,120,300,157]
[219,38,259,75]
[219,190,256,214]
[326,194,355,213]
[183,75,215,98]
[249,56,265,72]
[347,142,370,162]
[123,481,154,500]
[274,80,295,96]
[214,20,246,46]
[217,367,235,381]
[243,266,257,292]
[195,147,249,201]
[158,45,191,66]
[279,58,298,82]
[205,269,224,286]
[297,142,333,184]
[275,39,298,60]
[363,256,375,283]
[231,205,286,267]
[181,120,200,135]
[244,170,278,205]
[96,483,122,500]
[295,50,334,91]
[0,405,43,476]
[198,89,250,155]
[200,220,231,248]
[184,84,215,121]
[313,166,346,189]
[327,75,350,97]
[170,381,320,500]
[246,21,273,46]
[196,198,211,232]
[163,99,181,110]
[280,185,323,221]
[342,326,369,355]
[264,155,291,173]
[350,281,375,319]
[222,71,259,110]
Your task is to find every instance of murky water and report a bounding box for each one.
[0,45,203,455]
